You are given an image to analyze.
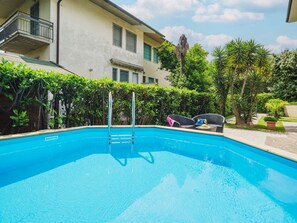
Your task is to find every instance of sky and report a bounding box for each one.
[112,0,297,57]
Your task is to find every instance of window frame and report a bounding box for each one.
[112,67,118,81]
[113,24,122,47]
[153,48,159,63]
[126,30,137,53]
[132,72,138,84]
[148,77,154,84]
[120,69,129,82]
[144,43,152,61]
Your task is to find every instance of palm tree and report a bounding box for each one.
[240,40,260,98]
[226,38,246,125]
[224,39,271,125]
[212,47,230,116]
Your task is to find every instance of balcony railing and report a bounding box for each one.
[0,11,53,53]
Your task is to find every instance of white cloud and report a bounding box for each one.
[160,26,233,47]
[223,0,285,7]
[276,36,297,46]
[266,36,297,54]
[193,2,264,23]
[121,0,198,20]
[265,44,282,54]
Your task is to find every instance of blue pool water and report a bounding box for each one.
[0,128,297,222]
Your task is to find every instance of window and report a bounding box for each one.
[132,73,138,84]
[120,70,129,82]
[126,31,137,53]
[112,68,117,81]
[113,24,122,47]
[153,48,159,63]
[144,43,151,61]
[142,76,146,83]
[148,77,154,83]
[155,78,158,85]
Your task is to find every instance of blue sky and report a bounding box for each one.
[112,0,297,56]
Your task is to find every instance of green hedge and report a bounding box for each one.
[255,93,275,113]
[0,59,216,134]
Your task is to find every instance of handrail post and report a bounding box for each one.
[132,92,135,143]
[108,92,112,142]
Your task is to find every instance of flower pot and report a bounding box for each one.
[266,121,276,130]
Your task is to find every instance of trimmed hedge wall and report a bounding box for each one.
[0,60,216,134]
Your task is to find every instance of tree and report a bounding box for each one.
[183,44,210,91]
[217,39,271,125]
[271,49,297,101]
[175,34,189,87]
[211,47,231,116]
[158,40,209,91]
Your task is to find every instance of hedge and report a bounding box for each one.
[255,93,275,113]
[0,59,216,134]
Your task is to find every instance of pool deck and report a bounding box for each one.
[0,125,296,162]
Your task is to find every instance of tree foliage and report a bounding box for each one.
[211,47,231,116]
[158,40,210,91]
[271,49,297,101]
[212,39,272,125]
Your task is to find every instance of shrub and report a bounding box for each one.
[256,93,275,113]
[265,99,288,118]
[0,59,216,134]
[264,116,277,122]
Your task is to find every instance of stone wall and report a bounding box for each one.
[284,105,297,117]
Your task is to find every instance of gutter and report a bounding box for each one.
[56,0,63,64]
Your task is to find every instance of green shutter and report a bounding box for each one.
[144,43,151,61]
[153,48,158,63]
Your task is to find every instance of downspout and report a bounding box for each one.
[56,0,62,64]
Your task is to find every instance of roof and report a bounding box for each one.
[0,52,74,74]
[90,0,165,43]
[286,0,297,22]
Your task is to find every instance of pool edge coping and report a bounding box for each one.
[1,125,296,162]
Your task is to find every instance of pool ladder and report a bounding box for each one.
[108,92,135,144]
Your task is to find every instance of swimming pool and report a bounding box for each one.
[0,127,297,222]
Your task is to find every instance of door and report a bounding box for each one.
[30,2,39,35]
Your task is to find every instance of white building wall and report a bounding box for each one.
[1,0,170,86]
[57,0,144,80]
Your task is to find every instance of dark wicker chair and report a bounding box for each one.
[167,115,195,129]
[192,113,225,133]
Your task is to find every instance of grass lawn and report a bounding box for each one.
[278,117,297,122]
[225,116,286,133]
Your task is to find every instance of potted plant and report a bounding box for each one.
[264,116,277,130]
[265,99,288,119]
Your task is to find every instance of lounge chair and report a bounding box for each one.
[192,113,225,133]
[167,115,195,129]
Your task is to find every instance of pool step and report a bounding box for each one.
[109,134,134,144]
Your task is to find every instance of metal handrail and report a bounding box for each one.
[0,11,53,43]
[108,92,112,138]
[132,92,135,138]
[108,92,135,144]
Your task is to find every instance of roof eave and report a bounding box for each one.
[90,0,165,38]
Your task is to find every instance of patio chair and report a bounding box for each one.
[192,113,225,133]
[167,115,195,129]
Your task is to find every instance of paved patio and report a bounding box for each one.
[224,118,297,156]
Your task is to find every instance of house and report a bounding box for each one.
[287,0,297,22]
[0,0,170,86]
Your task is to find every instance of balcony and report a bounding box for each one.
[0,11,53,54]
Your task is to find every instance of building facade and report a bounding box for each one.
[0,0,170,86]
